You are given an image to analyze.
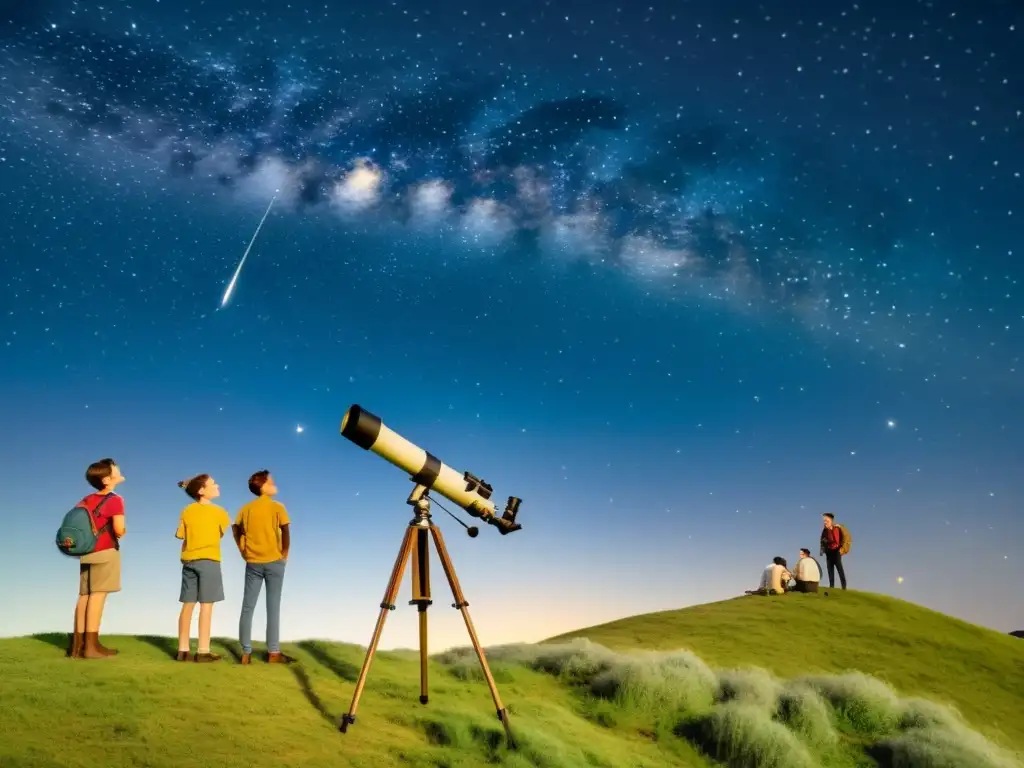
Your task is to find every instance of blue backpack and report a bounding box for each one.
[55,494,115,557]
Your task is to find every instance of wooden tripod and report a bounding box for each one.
[338,484,516,748]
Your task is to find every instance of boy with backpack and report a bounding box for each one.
[56,458,127,659]
[819,512,849,589]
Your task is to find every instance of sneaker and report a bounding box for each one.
[267,652,293,664]
[194,652,221,663]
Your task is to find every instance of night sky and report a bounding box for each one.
[2,0,1021,651]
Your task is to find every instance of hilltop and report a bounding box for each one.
[1,590,1021,767]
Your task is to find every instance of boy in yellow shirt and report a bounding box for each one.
[232,469,292,664]
[175,474,232,663]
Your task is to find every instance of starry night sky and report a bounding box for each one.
[1,0,1021,650]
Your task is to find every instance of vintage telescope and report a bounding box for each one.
[339,404,522,535]
[337,403,521,748]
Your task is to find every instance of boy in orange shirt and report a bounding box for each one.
[232,469,292,664]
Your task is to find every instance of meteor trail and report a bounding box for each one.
[220,193,278,308]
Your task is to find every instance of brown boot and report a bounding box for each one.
[267,652,293,664]
[67,631,84,658]
[194,652,221,663]
[240,653,251,665]
[176,651,193,662]
[81,632,111,660]
[94,636,118,656]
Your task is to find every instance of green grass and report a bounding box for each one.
[1,590,1021,767]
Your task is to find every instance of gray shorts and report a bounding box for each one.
[180,559,224,604]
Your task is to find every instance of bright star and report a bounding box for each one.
[886,419,896,429]
[296,425,304,434]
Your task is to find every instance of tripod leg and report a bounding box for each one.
[429,525,517,749]
[410,526,432,705]
[340,525,417,733]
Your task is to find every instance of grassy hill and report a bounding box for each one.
[1,590,1021,768]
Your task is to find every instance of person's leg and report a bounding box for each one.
[80,591,111,658]
[264,559,289,662]
[238,562,264,661]
[835,554,848,589]
[178,562,199,660]
[825,551,837,588]
[195,560,225,662]
[197,603,214,655]
[89,551,121,654]
[71,566,89,658]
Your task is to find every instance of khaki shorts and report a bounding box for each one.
[79,548,121,595]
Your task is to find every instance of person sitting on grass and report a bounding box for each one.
[233,469,293,665]
[793,548,822,593]
[745,557,792,595]
[175,474,232,663]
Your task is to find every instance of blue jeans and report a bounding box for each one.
[239,559,286,654]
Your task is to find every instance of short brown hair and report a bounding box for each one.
[178,474,210,501]
[86,458,117,491]
[823,512,835,520]
[248,469,271,496]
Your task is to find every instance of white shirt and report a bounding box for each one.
[759,564,791,593]
[795,556,821,583]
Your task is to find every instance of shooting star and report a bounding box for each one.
[219,193,278,309]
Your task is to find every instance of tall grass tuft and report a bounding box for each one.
[798,671,901,734]
[871,724,1023,768]
[774,683,838,749]
[688,702,818,768]
[437,638,1019,767]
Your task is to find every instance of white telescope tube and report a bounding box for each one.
[340,405,497,519]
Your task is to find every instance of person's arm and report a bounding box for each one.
[105,495,126,538]
[232,507,245,554]
[278,503,291,561]
[175,515,185,540]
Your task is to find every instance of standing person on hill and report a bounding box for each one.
[819,512,848,589]
[68,458,127,659]
[175,474,232,662]
[232,470,293,664]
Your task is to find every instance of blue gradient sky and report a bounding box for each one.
[1,0,1022,650]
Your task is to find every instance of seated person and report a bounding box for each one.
[793,548,822,592]
[745,557,792,595]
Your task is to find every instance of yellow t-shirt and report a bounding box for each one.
[176,502,232,562]
[235,496,291,563]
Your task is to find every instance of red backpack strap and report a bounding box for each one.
[86,493,116,534]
